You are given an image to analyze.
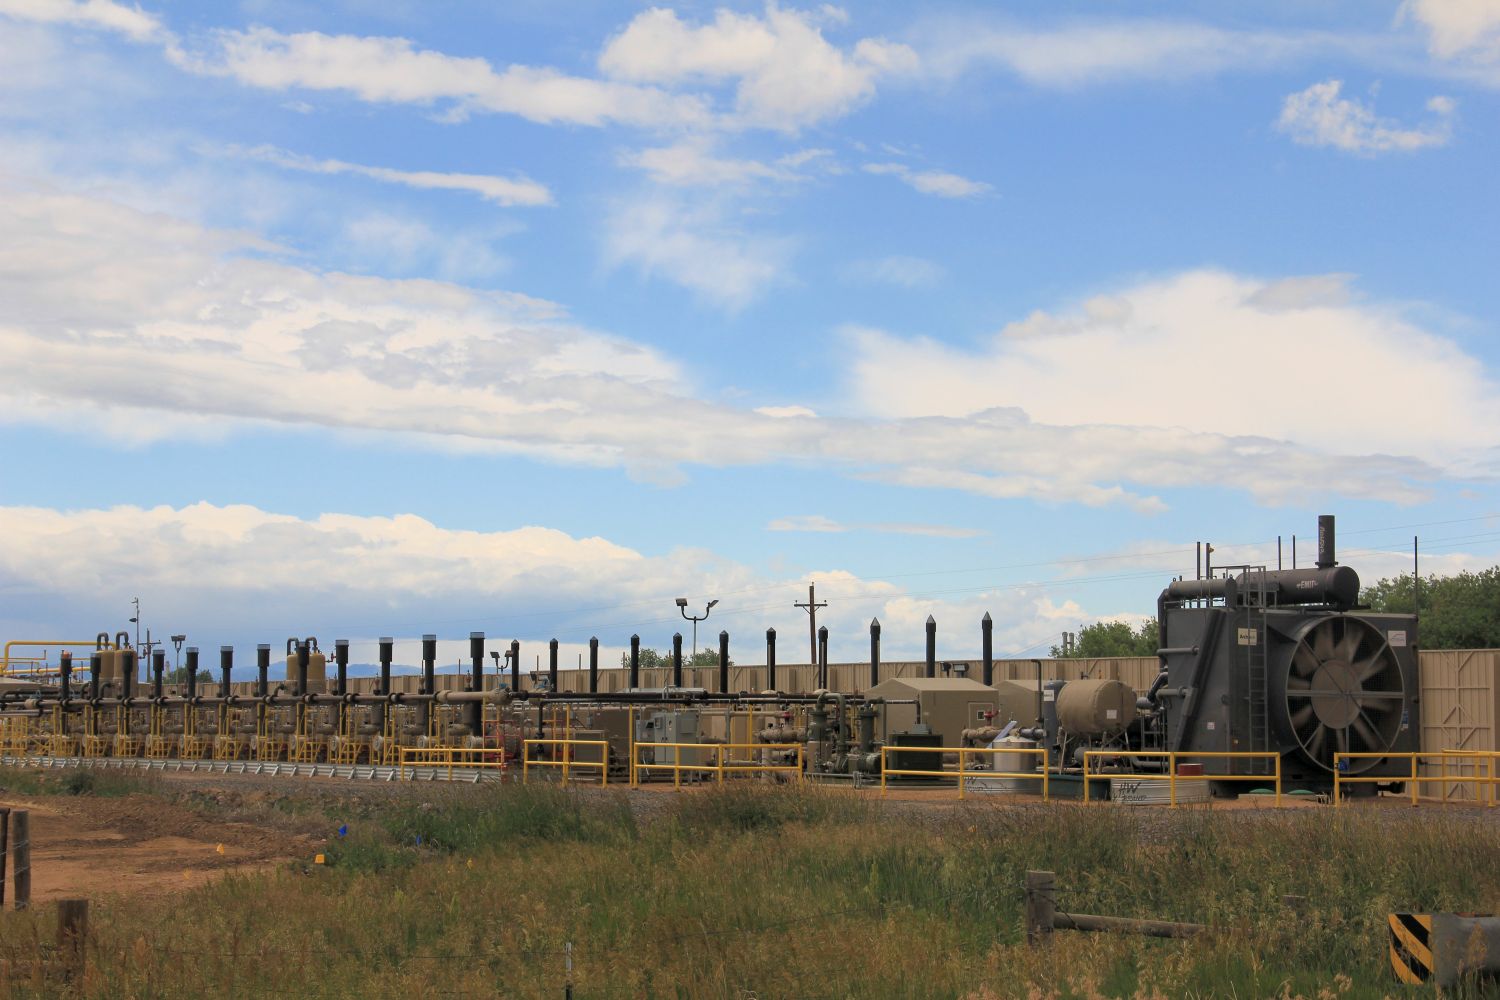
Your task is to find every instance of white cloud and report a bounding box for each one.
[598,4,917,130]
[1277,79,1454,153]
[619,137,790,187]
[1401,0,1500,63]
[844,254,945,288]
[769,515,984,538]
[754,404,817,418]
[863,162,990,198]
[601,194,793,307]
[230,144,553,207]
[920,20,1331,88]
[0,184,1469,510]
[0,0,162,42]
[843,270,1498,474]
[169,26,710,128]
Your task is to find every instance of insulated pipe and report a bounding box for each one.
[59,651,72,703]
[291,639,309,697]
[377,638,393,696]
[120,649,136,699]
[468,633,485,692]
[869,619,880,688]
[548,638,558,691]
[89,652,101,700]
[981,612,994,687]
[765,628,776,691]
[718,630,729,694]
[509,640,520,691]
[256,645,270,697]
[817,626,828,690]
[925,616,937,678]
[220,646,233,700]
[629,635,640,689]
[185,647,199,700]
[421,635,437,695]
[334,640,349,696]
[672,633,683,688]
[435,689,512,705]
[588,637,599,694]
[152,650,166,700]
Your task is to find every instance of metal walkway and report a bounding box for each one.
[0,754,501,783]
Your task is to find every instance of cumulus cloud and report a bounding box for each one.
[0,501,1121,663]
[0,184,1471,509]
[618,137,837,187]
[863,162,990,198]
[0,0,162,42]
[167,26,710,128]
[1401,0,1500,64]
[1277,79,1454,153]
[228,144,553,207]
[768,515,984,538]
[598,4,917,130]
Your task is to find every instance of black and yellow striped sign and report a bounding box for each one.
[1388,913,1433,984]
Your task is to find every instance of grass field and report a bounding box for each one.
[1,772,1497,998]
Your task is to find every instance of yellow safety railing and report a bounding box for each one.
[879,745,1049,801]
[630,742,804,789]
[1082,751,1281,807]
[1333,751,1499,807]
[522,738,609,786]
[2,640,114,676]
[399,745,509,781]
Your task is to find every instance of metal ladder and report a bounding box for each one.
[1242,568,1273,761]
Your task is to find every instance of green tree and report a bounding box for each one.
[1051,619,1158,658]
[618,647,731,668]
[164,665,212,685]
[1361,567,1500,649]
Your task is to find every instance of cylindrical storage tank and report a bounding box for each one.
[284,641,328,694]
[1055,679,1136,737]
[991,736,1042,794]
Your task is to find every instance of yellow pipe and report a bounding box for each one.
[2,639,115,674]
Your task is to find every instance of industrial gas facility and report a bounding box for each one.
[1,515,1495,805]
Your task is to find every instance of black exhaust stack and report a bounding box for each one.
[1317,514,1337,569]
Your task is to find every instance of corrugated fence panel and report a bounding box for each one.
[1418,649,1499,802]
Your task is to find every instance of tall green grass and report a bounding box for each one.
[0,783,1497,999]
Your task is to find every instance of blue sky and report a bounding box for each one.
[2,0,1498,670]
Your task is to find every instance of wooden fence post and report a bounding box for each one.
[1025,870,1056,947]
[0,806,9,908]
[57,899,88,979]
[12,809,30,910]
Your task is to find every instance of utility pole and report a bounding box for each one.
[795,583,826,673]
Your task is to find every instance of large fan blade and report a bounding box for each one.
[1335,625,1362,663]
[1357,709,1394,753]
[1355,642,1391,682]
[1313,624,1335,661]
[1351,715,1381,753]
[1308,724,1327,762]
[1335,727,1350,756]
[1290,704,1315,730]
[1293,644,1321,678]
[1287,675,1310,691]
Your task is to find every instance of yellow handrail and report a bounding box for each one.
[1082,750,1282,807]
[879,744,1049,801]
[631,741,804,789]
[1332,751,1499,807]
[2,640,114,675]
[399,745,509,781]
[522,738,609,787]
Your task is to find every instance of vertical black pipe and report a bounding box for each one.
[628,634,640,689]
[817,626,828,689]
[1317,514,1336,569]
[220,646,233,699]
[765,628,776,691]
[468,633,485,692]
[718,630,729,693]
[185,647,200,699]
[869,618,881,688]
[421,634,437,695]
[295,641,309,697]
[121,649,136,699]
[588,637,599,693]
[333,640,349,696]
[981,612,994,687]
[89,652,101,700]
[152,650,166,699]
[548,638,559,691]
[256,644,270,697]
[377,638,393,696]
[509,640,520,691]
[925,616,937,678]
[671,633,683,688]
[59,651,72,702]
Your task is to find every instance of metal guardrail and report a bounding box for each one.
[398,746,507,782]
[879,744,1049,801]
[1082,751,1282,806]
[1332,751,1499,807]
[521,738,609,786]
[630,741,804,788]
[0,754,500,782]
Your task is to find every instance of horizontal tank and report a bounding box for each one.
[1056,679,1135,737]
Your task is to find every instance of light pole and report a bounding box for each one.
[676,597,718,660]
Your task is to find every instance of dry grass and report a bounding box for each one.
[0,781,1497,998]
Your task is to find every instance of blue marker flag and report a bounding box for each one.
[338,825,348,838]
